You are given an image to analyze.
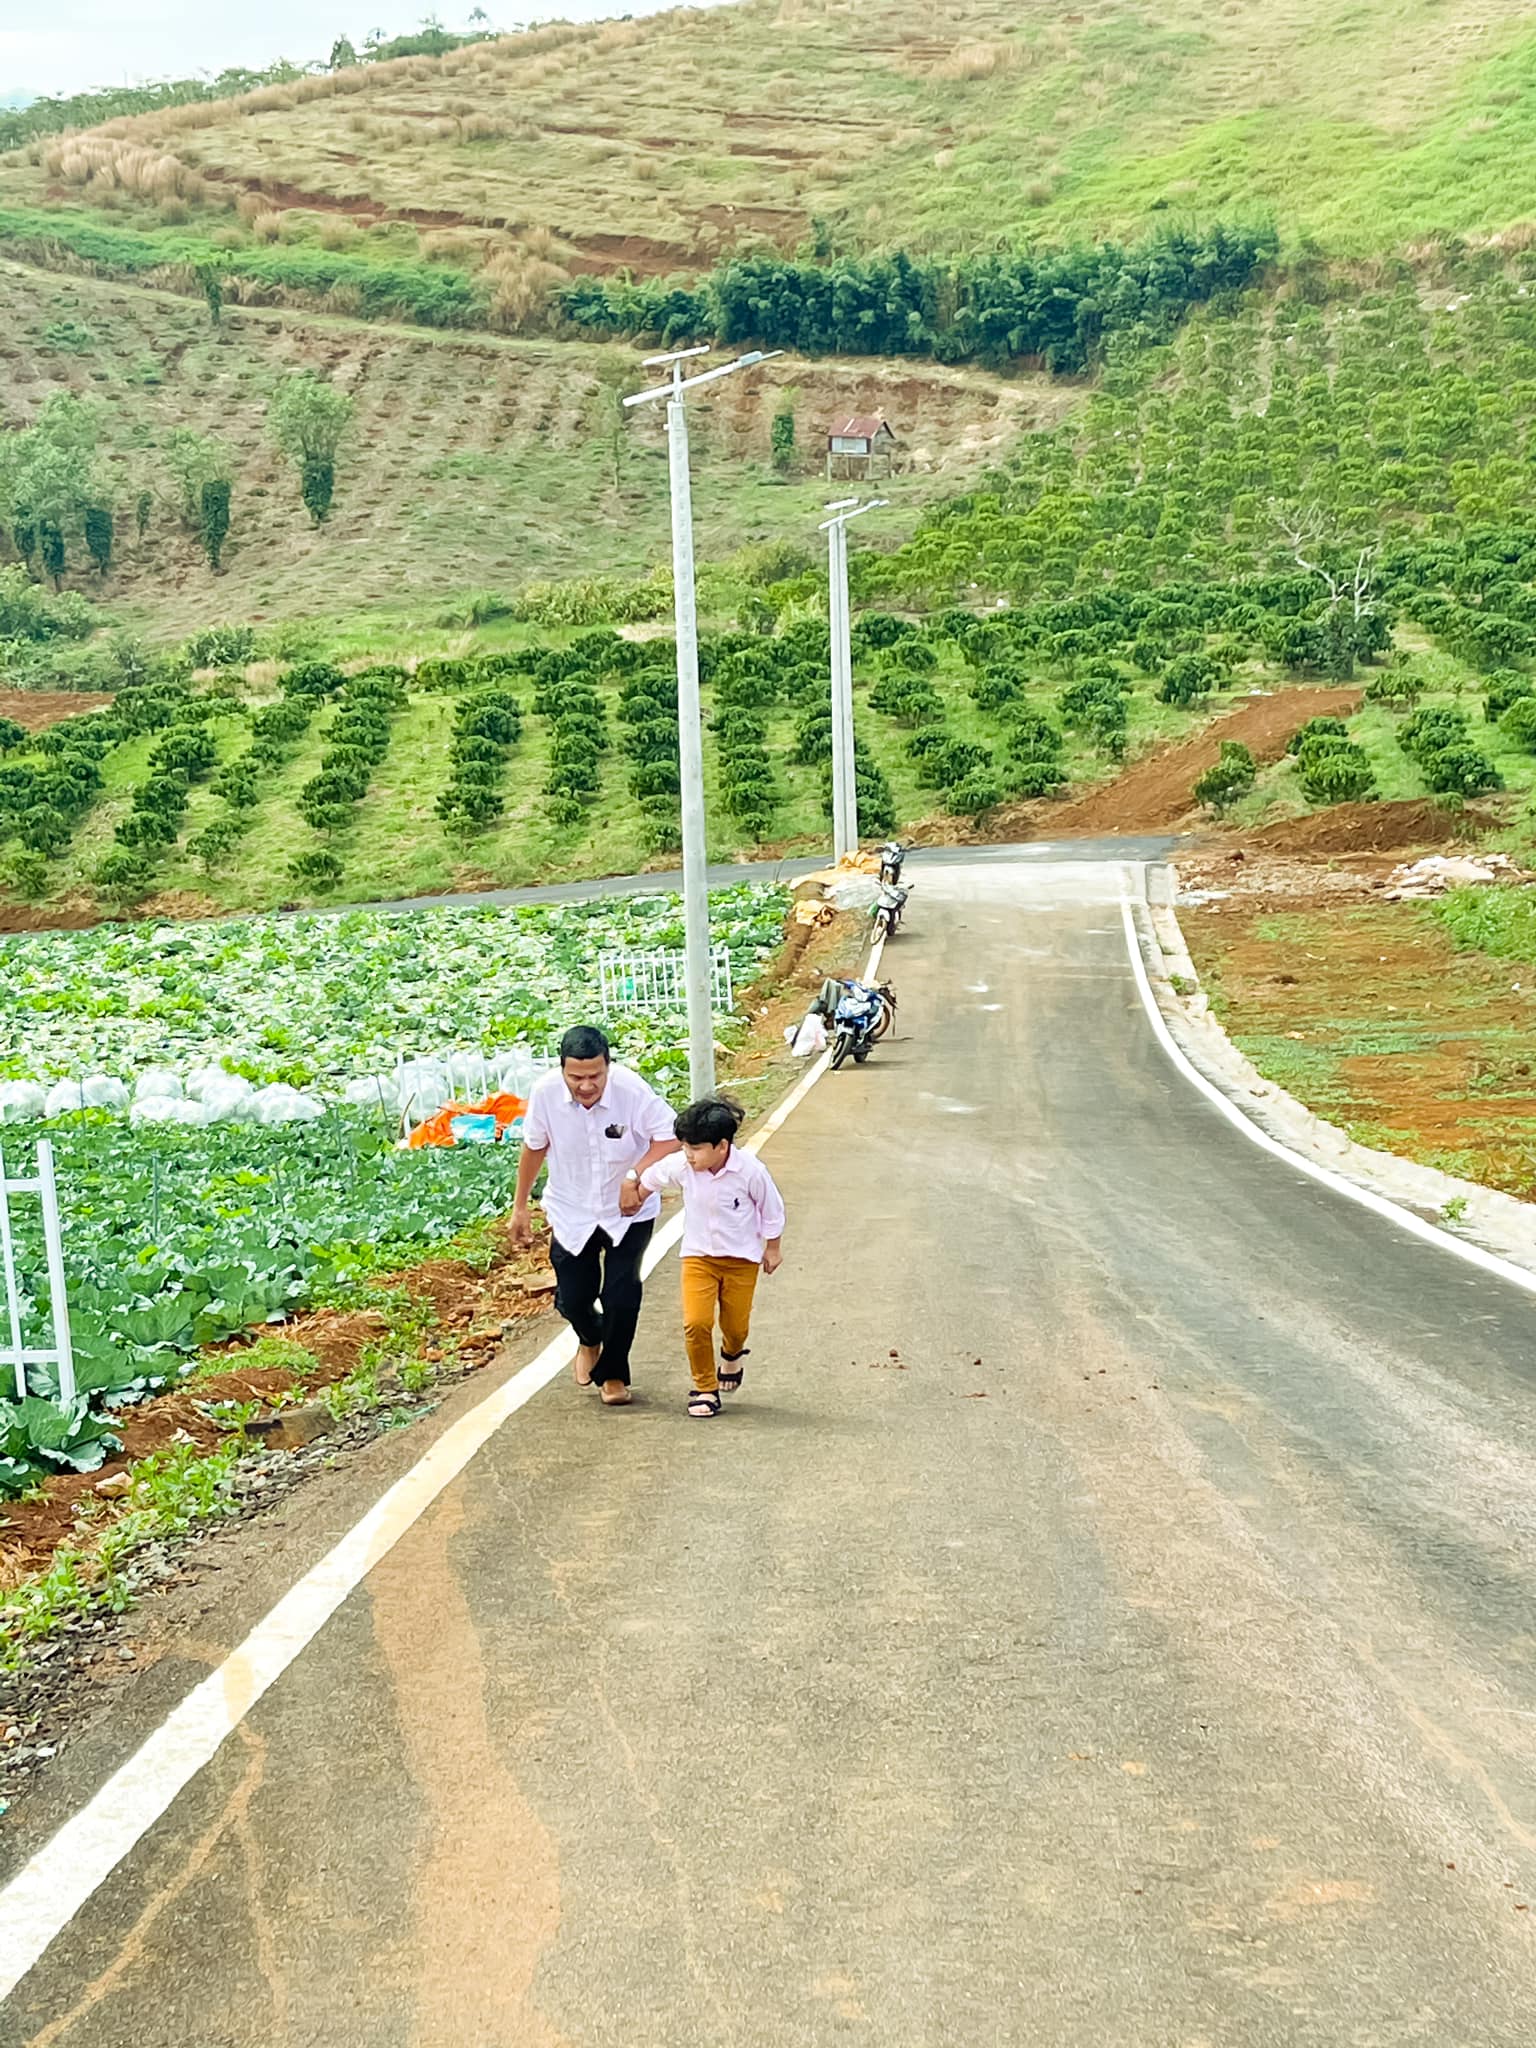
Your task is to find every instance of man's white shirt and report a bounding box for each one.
[520,1064,677,1253]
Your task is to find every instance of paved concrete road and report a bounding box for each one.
[10,857,1536,2046]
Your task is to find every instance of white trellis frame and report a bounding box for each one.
[599,946,734,1015]
[0,1138,76,1404]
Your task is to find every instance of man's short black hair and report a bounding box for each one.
[559,1025,611,1065]
[674,1096,746,1146]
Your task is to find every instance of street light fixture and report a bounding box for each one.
[819,496,887,864]
[624,346,782,1096]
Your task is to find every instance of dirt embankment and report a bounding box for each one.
[1242,798,1497,856]
[1042,688,1363,836]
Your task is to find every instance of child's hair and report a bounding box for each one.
[674,1095,746,1147]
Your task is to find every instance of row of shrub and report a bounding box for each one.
[0,658,224,900]
[0,710,116,883]
[1398,707,1502,797]
[616,657,682,855]
[1286,716,1377,805]
[0,208,1270,369]
[710,643,781,844]
[412,651,526,693]
[0,208,484,330]
[98,679,242,900]
[185,662,333,880]
[850,573,1395,688]
[295,665,409,841]
[1204,676,1536,818]
[436,684,523,836]
[781,695,895,833]
[534,641,612,828]
[857,611,1076,812]
[559,224,1277,374]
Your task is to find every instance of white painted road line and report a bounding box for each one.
[1120,897,1536,1300]
[0,931,886,2003]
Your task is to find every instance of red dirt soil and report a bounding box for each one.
[1183,895,1536,1201]
[1241,798,1497,856]
[1038,688,1364,836]
[0,690,112,731]
[0,1222,558,1586]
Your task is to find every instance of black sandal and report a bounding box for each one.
[718,1348,749,1394]
[687,1388,722,1419]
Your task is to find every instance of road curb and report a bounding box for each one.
[1132,869,1536,1283]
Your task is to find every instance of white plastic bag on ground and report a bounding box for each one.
[44,1075,130,1117]
[825,874,879,912]
[185,1063,235,1102]
[0,1082,46,1123]
[130,1096,213,1127]
[444,1050,495,1098]
[493,1047,544,1096]
[133,1067,183,1102]
[790,1013,829,1058]
[252,1084,326,1125]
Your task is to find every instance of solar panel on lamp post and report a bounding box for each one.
[624,346,782,1097]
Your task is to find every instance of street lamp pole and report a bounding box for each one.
[825,508,852,860]
[820,496,887,865]
[625,346,781,1098]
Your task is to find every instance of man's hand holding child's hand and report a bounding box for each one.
[618,1175,643,1217]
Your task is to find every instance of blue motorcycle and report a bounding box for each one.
[829,977,896,1069]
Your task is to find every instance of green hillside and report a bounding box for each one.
[7,0,1536,282]
[0,259,1042,641]
[7,0,1536,923]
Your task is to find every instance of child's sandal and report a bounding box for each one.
[718,1348,749,1394]
[687,1388,722,1419]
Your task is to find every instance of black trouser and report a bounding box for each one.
[548,1221,653,1385]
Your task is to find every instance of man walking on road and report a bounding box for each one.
[511,1025,680,1406]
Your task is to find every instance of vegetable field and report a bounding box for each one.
[0,885,786,1093]
[0,882,788,1490]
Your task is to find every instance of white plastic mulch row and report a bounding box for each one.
[0,1045,548,1128]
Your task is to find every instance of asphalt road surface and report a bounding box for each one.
[8,856,1536,2046]
[350,834,1179,916]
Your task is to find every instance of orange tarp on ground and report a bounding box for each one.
[406,1091,526,1149]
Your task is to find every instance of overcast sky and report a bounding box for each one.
[1,4,687,99]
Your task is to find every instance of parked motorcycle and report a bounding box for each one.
[829,977,897,1069]
[872,881,909,941]
[878,840,909,887]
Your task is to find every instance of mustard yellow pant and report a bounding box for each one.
[681,1255,759,1392]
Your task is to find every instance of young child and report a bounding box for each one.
[619,1096,785,1419]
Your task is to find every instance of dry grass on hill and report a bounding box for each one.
[8,0,1536,269]
[9,0,1536,268]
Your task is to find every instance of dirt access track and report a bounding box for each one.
[1045,687,1362,836]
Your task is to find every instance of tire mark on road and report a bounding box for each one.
[370,1492,570,2048]
[24,1729,268,2048]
